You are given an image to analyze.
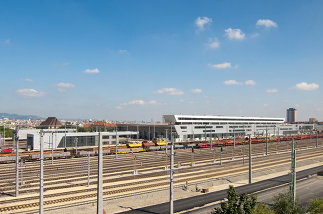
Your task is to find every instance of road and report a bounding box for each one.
[119,165,323,214]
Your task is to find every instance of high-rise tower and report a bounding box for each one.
[286,108,297,123]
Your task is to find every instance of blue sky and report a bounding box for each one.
[0,0,323,121]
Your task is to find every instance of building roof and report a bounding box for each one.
[84,122,116,128]
[40,117,62,127]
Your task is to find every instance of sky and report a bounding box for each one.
[0,0,323,121]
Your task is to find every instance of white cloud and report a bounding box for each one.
[23,78,33,82]
[84,68,100,74]
[224,80,256,86]
[116,100,159,110]
[128,100,145,105]
[207,38,220,49]
[115,106,123,110]
[295,82,319,91]
[56,82,75,92]
[256,19,278,28]
[195,17,212,31]
[56,82,75,88]
[224,80,242,85]
[210,62,232,69]
[147,100,159,105]
[192,88,202,93]
[119,49,128,54]
[156,88,184,95]
[266,89,279,93]
[225,28,245,40]
[16,89,46,97]
[245,80,256,85]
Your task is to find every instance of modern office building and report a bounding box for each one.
[286,108,297,123]
[118,114,301,142]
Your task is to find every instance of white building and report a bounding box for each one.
[26,129,138,150]
[118,115,301,142]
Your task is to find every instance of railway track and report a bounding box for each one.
[0,139,318,190]
[0,138,321,213]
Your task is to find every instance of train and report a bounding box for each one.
[0,134,322,163]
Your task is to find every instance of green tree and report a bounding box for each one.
[213,186,257,214]
[254,203,275,214]
[308,197,323,214]
[0,127,12,138]
[77,126,91,132]
[272,191,305,214]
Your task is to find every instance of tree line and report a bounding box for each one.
[213,186,323,214]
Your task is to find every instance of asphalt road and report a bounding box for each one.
[118,165,323,214]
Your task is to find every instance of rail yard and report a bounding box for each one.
[0,135,322,213]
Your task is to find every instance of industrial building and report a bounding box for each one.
[118,114,304,142]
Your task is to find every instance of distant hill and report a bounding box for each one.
[0,113,43,120]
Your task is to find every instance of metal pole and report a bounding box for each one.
[266,127,268,155]
[277,128,280,153]
[2,125,4,147]
[316,131,319,148]
[153,124,156,139]
[148,126,150,141]
[137,125,139,139]
[64,123,67,148]
[220,147,222,165]
[249,135,252,184]
[291,139,295,170]
[97,132,103,214]
[293,149,296,205]
[192,126,195,142]
[88,151,90,187]
[75,137,78,155]
[51,132,54,164]
[115,128,118,159]
[190,148,193,166]
[39,130,44,214]
[170,131,174,214]
[15,127,19,197]
[204,125,206,141]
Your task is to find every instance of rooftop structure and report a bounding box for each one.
[83,122,116,129]
[39,117,62,129]
[163,115,285,125]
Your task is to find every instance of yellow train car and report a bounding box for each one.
[156,140,167,146]
[127,143,142,148]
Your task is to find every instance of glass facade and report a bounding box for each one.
[57,135,97,148]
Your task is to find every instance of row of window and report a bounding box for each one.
[181,126,224,129]
[178,117,283,122]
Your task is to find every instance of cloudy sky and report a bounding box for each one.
[0,0,323,121]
